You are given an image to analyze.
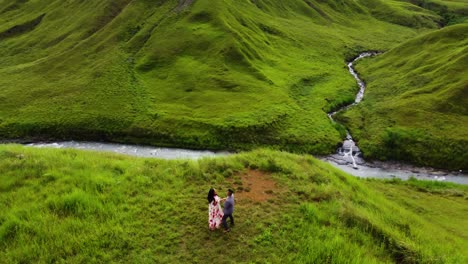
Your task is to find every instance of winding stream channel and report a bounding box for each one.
[323,52,467,184]
[18,53,467,184]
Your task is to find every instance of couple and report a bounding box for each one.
[207,188,234,232]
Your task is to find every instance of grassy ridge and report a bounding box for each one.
[1,145,467,263]
[404,0,468,25]
[338,23,468,170]
[0,0,444,153]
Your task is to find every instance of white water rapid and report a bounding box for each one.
[323,52,467,184]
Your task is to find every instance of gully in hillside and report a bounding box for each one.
[327,52,380,169]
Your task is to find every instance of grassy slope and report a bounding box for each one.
[405,0,468,25]
[338,23,468,170]
[0,145,467,263]
[0,0,442,154]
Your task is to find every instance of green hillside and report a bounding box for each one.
[338,23,468,170]
[1,1,468,262]
[411,0,468,25]
[1,145,467,263]
[0,0,446,154]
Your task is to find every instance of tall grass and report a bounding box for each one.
[0,145,466,263]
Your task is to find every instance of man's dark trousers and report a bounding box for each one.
[222,214,234,229]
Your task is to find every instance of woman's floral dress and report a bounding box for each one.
[208,195,224,230]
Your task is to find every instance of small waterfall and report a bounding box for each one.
[328,52,380,169]
[341,133,358,169]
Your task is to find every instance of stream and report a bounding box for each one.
[26,141,228,159]
[323,52,467,185]
[325,52,379,170]
[24,140,467,185]
[16,53,467,185]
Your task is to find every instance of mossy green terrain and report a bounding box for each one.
[410,0,468,25]
[1,145,467,263]
[2,1,468,262]
[0,0,450,155]
[338,23,468,170]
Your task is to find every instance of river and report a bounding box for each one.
[323,52,467,184]
[23,140,467,185]
[18,53,468,184]
[26,141,228,159]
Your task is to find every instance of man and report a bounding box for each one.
[222,189,235,232]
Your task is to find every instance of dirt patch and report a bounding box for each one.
[230,170,282,203]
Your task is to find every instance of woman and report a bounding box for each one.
[207,188,224,230]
